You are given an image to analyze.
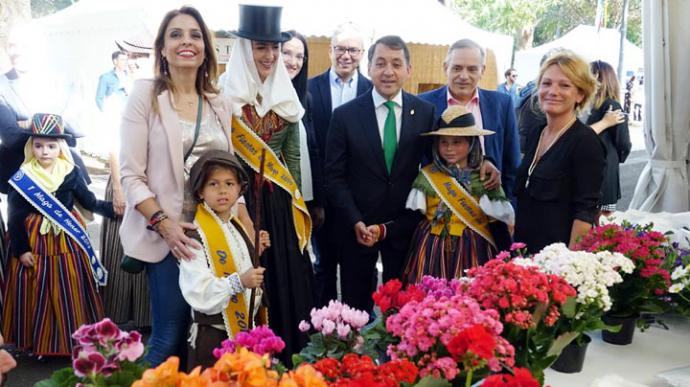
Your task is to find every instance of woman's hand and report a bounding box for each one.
[112,186,126,216]
[479,160,502,190]
[240,267,266,289]
[591,106,626,134]
[258,230,271,255]
[157,218,201,261]
[19,252,35,267]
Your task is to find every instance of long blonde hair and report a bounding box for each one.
[151,6,219,112]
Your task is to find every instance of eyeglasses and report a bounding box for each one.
[510,73,518,78]
[333,46,362,56]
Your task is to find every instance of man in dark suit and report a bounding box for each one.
[308,24,372,307]
[419,39,520,197]
[325,35,435,313]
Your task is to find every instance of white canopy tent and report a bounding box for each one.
[628,0,690,212]
[27,0,513,155]
[513,25,643,83]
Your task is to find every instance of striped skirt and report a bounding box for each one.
[0,208,7,321]
[403,220,496,284]
[1,212,104,356]
[99,177,151,327]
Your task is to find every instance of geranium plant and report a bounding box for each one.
[575,223,672,319]
[519,243,635,348]
[294,300,371,364]
[36,318,146,387]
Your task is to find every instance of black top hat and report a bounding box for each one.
[231,4,292,43]
[22,113,73,140]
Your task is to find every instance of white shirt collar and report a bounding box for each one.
[372,87,403,108]
[329,67,358,86]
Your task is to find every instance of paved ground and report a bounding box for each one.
[1,146,651,386]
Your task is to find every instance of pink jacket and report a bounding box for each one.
[119,80,233,263]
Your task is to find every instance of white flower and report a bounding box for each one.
[669,283,685,293]
[671,265,689,281]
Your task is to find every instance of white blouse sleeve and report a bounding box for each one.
[405,188,427,214]
[179,246,243,315]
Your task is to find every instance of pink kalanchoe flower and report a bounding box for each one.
[298,320,311,332]
[510,242,527,251]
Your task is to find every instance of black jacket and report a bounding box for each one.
[325,91,435,251]
[8,168,114,256]
[586,99,632,205]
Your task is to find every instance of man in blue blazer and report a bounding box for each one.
[419,39,520,198]
[308,24,373,307]
[325,36,435,313]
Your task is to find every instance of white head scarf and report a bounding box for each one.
[222,38,304,123]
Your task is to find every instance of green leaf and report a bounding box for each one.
[413,375,453,387]
[34,368,81,387]
[562,297,577,318]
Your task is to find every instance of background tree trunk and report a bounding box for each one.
[517,24,535,50]
[0,0,31,70]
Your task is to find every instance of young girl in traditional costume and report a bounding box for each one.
[179,150,270,368]
[2,113,113,356]
[403,106,514,283]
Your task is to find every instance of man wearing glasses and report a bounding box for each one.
[308,23,372,308]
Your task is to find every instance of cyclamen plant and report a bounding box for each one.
[294,300,371,364]
[36,318,146,387]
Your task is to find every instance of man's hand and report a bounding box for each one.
[354,221,375,247]
[479,160,501,190]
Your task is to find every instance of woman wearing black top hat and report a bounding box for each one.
[222,5,314,362]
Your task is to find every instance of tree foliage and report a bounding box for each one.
[452,0,642,49]
[31,0,78,18]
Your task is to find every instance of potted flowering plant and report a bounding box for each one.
[575,223,673,341]
[464,257,576,384]
[384,277,515,386]
[293,300,372,364]
[519,243,635,372]
[312,353,418,386]
[667,246,690,317]
[133,348,326,386]
[36,318,146,387]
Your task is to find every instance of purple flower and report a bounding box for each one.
[73,350,106,377]
[115,331,144,362]
[94,318,120,345]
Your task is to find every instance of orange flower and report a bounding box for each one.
[205,348,278,387]
[132,356,182,387]
[278,364,327,387]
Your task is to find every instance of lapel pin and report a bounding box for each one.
[410,109,415,116]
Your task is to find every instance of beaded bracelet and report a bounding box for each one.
[146,210,168,232]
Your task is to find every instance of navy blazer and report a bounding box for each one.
[307,69,372,159]
[418,85,520,197]
[325,91,435,247]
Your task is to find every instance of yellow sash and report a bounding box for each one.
[195,203,250,336]
[421,165,495,247]
[231,116,312,252]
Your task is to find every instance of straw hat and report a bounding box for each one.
[422,106,494,137]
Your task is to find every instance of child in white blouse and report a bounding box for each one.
[178,150,269,368]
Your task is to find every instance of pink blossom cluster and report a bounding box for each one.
[71,318,144,378]
[212,325,285,359]
[299,300,369,339]
[385,292,514,380]
[417,276,464,298]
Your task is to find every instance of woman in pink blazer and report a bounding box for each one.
[119,6,251,366]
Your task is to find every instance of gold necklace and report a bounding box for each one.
[525,115,577,188]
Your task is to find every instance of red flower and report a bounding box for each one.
[447,325,496,363]
[313,357,341,380]
[482,367,539,387]
[372,280,425,315]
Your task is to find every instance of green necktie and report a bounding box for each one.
[383,100,397,174]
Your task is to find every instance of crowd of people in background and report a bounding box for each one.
[0,3,634,379]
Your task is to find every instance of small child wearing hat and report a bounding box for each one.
[2,113,114,356]
[401,106,514,283]
[179,149,270,368]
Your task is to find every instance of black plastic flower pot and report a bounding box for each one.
[550,334,591,373]
[602,314,639,345]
